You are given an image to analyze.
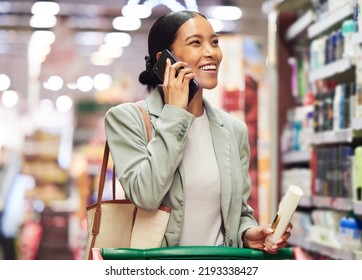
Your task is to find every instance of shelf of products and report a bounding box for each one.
[312,196,353,211]
[282,150,311,164]
[262,0,311,13]
[308,57,353,82]
[285,9,315,41]
[310,128,354,144]
[271,0,362,260]
[308,3,353,39]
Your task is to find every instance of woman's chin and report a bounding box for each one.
[199,81,218,90]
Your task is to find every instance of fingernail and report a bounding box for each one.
[286,227,291,233]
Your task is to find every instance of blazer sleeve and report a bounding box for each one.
[104,103,194,211]
[237,121,258,247]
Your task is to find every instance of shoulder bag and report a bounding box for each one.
[85,105,170,260]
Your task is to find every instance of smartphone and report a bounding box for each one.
[153,49,199,104]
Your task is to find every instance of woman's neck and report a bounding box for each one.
[187,90,204,117]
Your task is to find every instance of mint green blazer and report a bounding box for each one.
[104,88,258,247]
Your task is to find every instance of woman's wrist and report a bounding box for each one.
[241,228,250,246]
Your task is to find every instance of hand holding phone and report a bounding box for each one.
[153,49,199,104]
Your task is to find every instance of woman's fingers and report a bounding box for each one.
[163,60,195,108]
[163,58,171,85]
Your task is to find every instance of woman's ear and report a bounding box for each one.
[156,51,163,60]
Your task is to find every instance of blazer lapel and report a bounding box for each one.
[145,87,164,132]
[145,87,164,117]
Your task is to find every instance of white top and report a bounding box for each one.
[179,109,224,246]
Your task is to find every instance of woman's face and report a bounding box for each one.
[170,15,222,90]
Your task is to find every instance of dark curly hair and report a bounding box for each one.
[139,10,207,92]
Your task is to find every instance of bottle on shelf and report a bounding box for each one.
[342,19,357,60]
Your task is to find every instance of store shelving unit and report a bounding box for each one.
[352,117,362,130]
[307,4,353,39]
[266,0,362,260]
[285,9,315,41]
[308,57,353,82]
[282,150,311,164]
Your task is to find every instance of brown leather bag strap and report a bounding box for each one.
[112,165,116,200]
[88,142,109,259]
[136,104,152,142]
[97,143,109,204]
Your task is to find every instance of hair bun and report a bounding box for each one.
[138,70,154,85]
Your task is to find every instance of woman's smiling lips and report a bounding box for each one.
[199,64,217,71]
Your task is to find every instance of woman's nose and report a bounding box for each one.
[203,43,216,57]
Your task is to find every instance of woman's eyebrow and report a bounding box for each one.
[184,33,219,41]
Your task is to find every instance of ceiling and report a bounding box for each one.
[0,0,267,33]
[0,0,268,102]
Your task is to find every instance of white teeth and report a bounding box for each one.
[200,64,216,70]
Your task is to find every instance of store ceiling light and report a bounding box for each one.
[90,51,113,66]
[66,83,78,90]
[184,0,198,11]
[2,89,19,108]
[31,31,56,45]
[122,4,152,19]
[31,1,60,16]
[209,5,242,21]
[99,44,124,59]
[104,32,131,47]
[77,76,93,92]
[56,95,73,113]
[112,16,141,31]
[30,15,57,29]
[142,0,191,11]
[0,74,11,91]
[93,73,113,91]
[43,76,63,91]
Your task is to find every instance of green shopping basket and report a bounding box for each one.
[100,246,294,260]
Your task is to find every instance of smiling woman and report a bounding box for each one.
[0,0,271,262]
[103,10,292,253]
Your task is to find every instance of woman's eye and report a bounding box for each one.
[190,40,200,45]
[212,39,219,46]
